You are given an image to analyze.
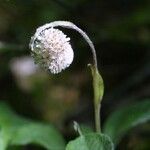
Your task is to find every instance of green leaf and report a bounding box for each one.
[0,131,6,150]
[11,123,65,150]
[103,100,150,145]
[66,133,114,150]
[0,102,65,150]
[88,64,104,105]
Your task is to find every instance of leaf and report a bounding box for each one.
[66,133,114,150]
[11,123,65,150]
[0,102,65,150]
[103,100,150,145]
[88,64,104,105]
[88,64,104,132]
[0,131,6,150]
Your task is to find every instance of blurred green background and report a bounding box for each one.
[0,0,150,149]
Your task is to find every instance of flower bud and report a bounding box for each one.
[30,26,74,74]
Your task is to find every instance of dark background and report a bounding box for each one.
[0,0,150,149]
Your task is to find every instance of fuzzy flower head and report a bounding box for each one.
[30,26,74,74]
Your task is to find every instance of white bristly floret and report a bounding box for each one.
[30,27,74,74]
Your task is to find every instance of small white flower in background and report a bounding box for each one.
[10,57,37,77]
[30,26,74,74]
[10,56,39,91]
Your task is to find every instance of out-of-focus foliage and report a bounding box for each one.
[0,102,65,150]
[103,100,150,145]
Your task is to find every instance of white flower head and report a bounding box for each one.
[30,25,74,74]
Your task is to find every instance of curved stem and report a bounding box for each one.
[32,21,98,68]
[31,21,103,132]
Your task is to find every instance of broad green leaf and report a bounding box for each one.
[103,100,150,145]
[0,102,65,150]
[11,123,65,150]
[66,133,114,150]
[0,131,6,150]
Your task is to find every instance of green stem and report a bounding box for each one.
[90,65,104,133]
[95,102,101,132]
